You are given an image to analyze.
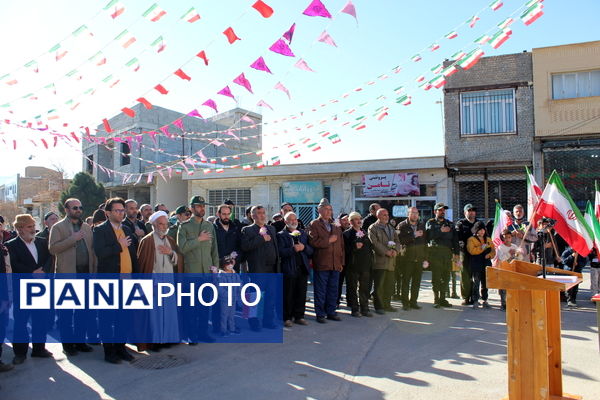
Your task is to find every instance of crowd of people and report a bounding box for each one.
[0,195,597,373]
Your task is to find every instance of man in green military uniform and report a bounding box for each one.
[177,196,218,344]
[177,196,219,273]
[426,202,459,309]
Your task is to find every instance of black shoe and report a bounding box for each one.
[316,316,327,324]
[326,315,341,321]
[361,311,374,317]
[31,349,53,358]
[117,350,134,362]
[104,354,121,364]
[433,303,441,309]
[351,311,362,317]
[12,356,26,365]
[384,306,397,312]
[410,303,422,310]
[500,304,506,311]
[0,362,14,372]
[188,342,198,346]
[439,300,452,308]
[62,346,78,356]
[76,344,93,353]
[375,309,386,315]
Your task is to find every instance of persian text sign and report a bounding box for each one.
[362,173,420,197]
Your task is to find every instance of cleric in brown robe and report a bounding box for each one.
[136,211,183,352]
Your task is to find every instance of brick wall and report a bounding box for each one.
[444,52,534,167]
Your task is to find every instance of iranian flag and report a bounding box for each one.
[492,201,512,247]
[595,181,600,221]
[181,7,201,23]
[242,165,252,171]
[143,4,167,22]
[116,30,136,48]
[490,0,503,11]
[411,54,422,62]
[271,156,281,166]
[534,171,594,257]
[458,48,484,70]
[445,31,458,40]
[521,2,544,26]
[104,0,125,19]
[290,150,301,158]
[430,43,440,52]
[397,95,411,106]
[467,15,479,28]
[308,143,321,152]
[415,75,425,83]
[489,29,512,49]
[442,65,458,77]
[474,35,490,45]
[126,57,140,72]
[430,75,446,89]
[526,166,542,223]
[451,50,466,61]
[584,201,600,253]
[498,17,514,29]
[328,134,341,144]
[431,64,443,74]
[151,36,166,53]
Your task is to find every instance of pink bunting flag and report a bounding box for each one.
[157,169,166,182]
[148,131,158,145]
[233,73,253,94]
[257,100,273,111]
[269,39,295,57]
[294,59,315,72]
[187,109,202,118]
[173,119,184,131]
[159,126,171,138]
[241,115,255,124]
[218,86,235,99]
[317,30,337,47]
[167,167,173,179]
[303,0,331,18]
[250,56,272,74]
[202,99,218,113]
[196,150,207,161]
[274,82,291,99]
[340,0,357,22]
[283,23,296,43]
[210,140,225,147]
[225,130,240,140]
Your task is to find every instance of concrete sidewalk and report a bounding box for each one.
[1,270,599,400]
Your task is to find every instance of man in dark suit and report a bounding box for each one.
[93,198,138,364]
[241,205,280,330]
[0,231,13,372]
[6,214,53,365]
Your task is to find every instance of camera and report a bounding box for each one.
[540,217,556,227]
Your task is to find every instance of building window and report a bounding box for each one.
[552,70,600,100]
[460,89,516,135]
[121,142,130,166]
[86,155,94,175]
[207,188,251,219]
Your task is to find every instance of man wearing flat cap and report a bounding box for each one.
[177,195,218,343]
[425,203,459,309]
[307,198,344,323]
[6,214,53,364]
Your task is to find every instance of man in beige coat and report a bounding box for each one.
[49,198,96,356]
[368,208,401,314]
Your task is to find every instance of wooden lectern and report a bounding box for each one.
[486,260,584,400]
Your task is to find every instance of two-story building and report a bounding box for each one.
[443,52,535,218]
[532,40,600,209]
[82,104,262,210]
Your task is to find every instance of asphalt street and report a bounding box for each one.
[1,270,598,400]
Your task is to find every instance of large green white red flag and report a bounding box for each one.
[534,171,594,257]
[492,201,512,247]
[526,166,542,223]
[595,181,600,221]
[584,201,600,253]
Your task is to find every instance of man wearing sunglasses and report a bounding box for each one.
[49,198,97,357]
